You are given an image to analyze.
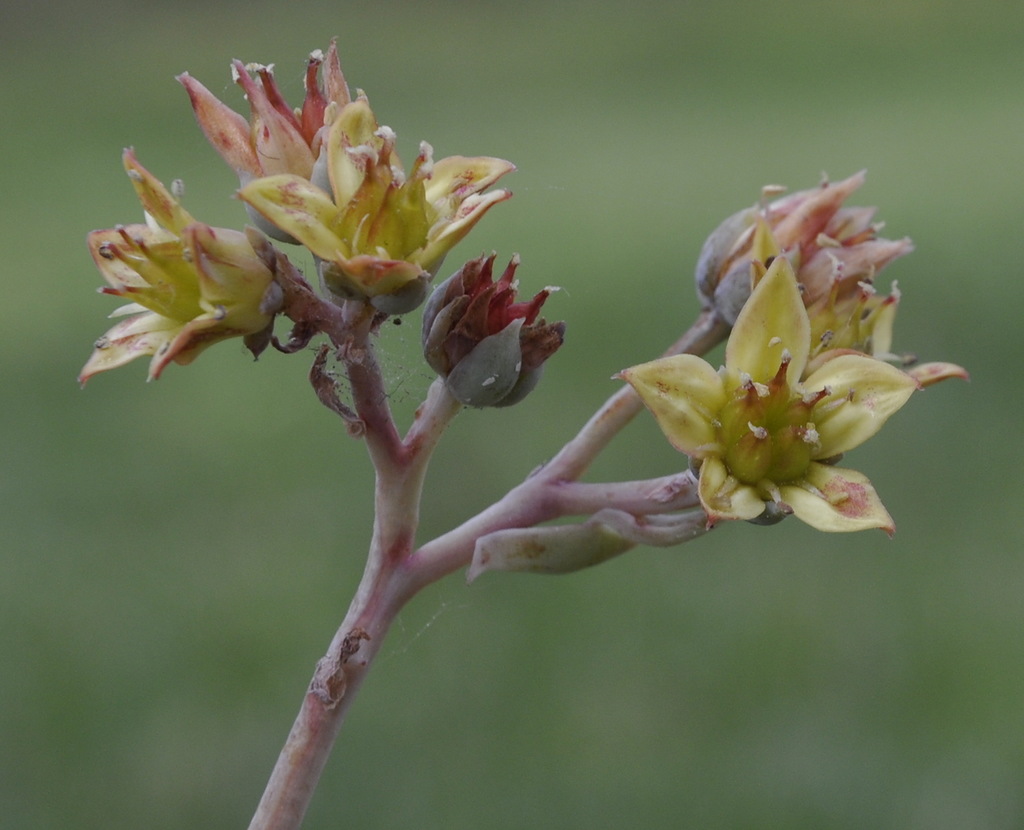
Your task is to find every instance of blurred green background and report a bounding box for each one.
[1,0,1018,827]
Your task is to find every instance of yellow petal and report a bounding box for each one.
[88,228,151,291]
[78,313,181,383]
[425,156,516,205]
[239,175,348,260]
[327,99,380,206]
[90,226,202,320]
[122,150,195,234]
[806,354,919,456]
[186,225,273,332]
[324,254,424,296]
[417,189,513,273]
[726,256,809,384]
[780,462,895,534]
[749,216,780,264]
[866,290,899,357]
[697,457,766,522]
[152,314,232,378]
[617,354,726,455]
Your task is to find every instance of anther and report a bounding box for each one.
[748,422,768,440]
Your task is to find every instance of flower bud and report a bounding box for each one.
[178,41,351,185]
[696,172,911,329]
[467,508,709,581]
[694,204,760,324]
[422,254,564,407]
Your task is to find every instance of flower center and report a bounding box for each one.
[717,355,823,487]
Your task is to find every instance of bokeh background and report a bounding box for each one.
[2,0,1019,827]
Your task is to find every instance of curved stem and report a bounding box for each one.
[543,308,729,481]
[341,302,403,465]
[249,347,462,830]
[404,478,555,591]
[404,378,464,460]
[246,557,411,830]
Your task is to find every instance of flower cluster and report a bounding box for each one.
[696,171,909,361]
[75,38,971,830]
[239,99,514,312]
[623,241,966,533]
[177,41,351,185]
[80,44,965,544]
[624,257,918,532]
[79,151,276,383]
[83,43,518,380]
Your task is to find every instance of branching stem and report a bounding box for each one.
[247,307,729,830]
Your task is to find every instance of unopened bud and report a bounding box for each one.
[422,254,565,407]
[695,205,759,324]
[695,172,912,329]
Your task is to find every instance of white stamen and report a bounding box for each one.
[348,145,378,167]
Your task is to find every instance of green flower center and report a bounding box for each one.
[718,356,823,487]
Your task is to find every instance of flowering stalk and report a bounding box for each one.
[246,308,726,830]
[78,38,968,830]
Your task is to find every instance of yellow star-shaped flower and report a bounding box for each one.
[238,96,514,308]
[620,257,922,533]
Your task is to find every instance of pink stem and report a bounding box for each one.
[544,308,729,481]
[248,309,729,830]
[246,559,411,830]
